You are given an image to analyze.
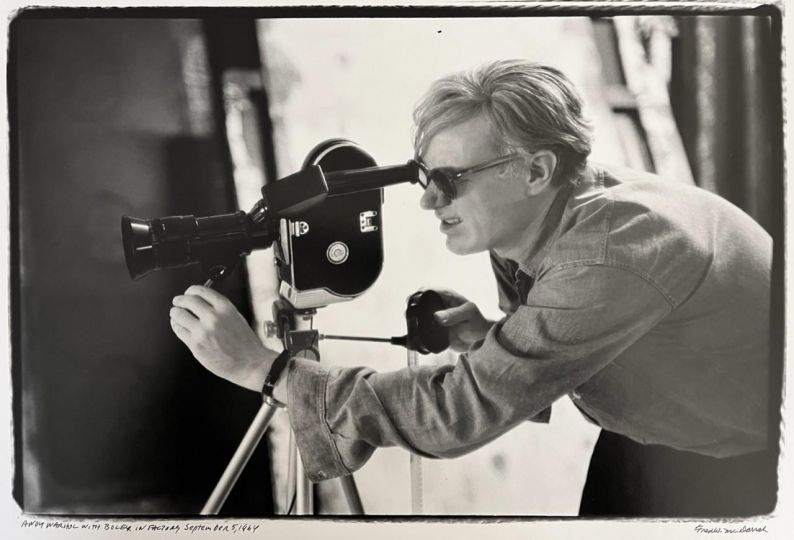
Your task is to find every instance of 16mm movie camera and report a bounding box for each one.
[122,139,415,307]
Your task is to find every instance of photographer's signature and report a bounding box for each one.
[695,524,768,534]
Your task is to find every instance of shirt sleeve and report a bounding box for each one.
[285,264,673,482]
[489,251,551,423]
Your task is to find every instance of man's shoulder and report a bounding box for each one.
[542,162,771,306]
[566,162,761,240]
[590,161,662,185]
[558,163,706,259]
[582,161,707,207]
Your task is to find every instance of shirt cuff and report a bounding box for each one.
[285,357,351,483]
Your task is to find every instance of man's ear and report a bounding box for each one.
[524,150,558,196]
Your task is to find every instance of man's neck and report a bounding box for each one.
[494,182,565,264]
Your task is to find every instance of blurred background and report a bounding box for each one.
[9,7,783,516]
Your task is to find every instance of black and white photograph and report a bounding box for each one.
[4,0,789,537]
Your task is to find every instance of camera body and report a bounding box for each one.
[121,139,398,309]
[275,140,384,309]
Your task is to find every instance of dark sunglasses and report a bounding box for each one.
[413,154,519,199]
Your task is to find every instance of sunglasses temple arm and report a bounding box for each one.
[468,156,517,175]
[324,161,420,197]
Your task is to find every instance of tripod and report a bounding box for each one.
[201,299,364,515]
[199,287,448,515]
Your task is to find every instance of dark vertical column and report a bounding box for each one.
[10,15,273,515]
[670,14,782,231]
[763,12,784,511]
[670,11,784,512]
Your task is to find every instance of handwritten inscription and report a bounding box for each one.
[695,524,768,534]
[20,519,260,534]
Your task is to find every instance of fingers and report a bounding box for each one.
[170,317,192,341]
[172,293,214,319]
[434,302,476,326]
[170,285,227,336]
[185,285,228,310]
[172,284,234,318]
[170,306,199,331]
[431,288,468,307]
[406,287,467,308]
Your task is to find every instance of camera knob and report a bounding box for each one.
[326,241,349,264]
[264,321,279,338]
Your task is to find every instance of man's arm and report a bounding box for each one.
[488,251,551,423]
[281,264,673,482]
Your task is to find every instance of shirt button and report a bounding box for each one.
[316,471,327,480]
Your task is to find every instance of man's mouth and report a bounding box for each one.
[439,217,462,232]
[442,218,462,225]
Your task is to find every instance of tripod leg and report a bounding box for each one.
[279,419,310,515]
[338,475,365,514]
[285,428,314,514]
[410,453,424,514]
[285,431,297,513]
[201,399,281,515]
[295,443,314,514]
[406,349,424,514]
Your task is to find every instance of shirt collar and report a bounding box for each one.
[514,163,597,277]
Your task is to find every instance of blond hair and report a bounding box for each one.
[413,60,593,183]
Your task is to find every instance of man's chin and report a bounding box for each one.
[445,238,479,256]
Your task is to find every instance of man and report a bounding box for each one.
[169,60,776,516]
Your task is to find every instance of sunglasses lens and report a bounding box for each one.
[417,167,429,189]
[415,162,456,199]
[430,171,455,199]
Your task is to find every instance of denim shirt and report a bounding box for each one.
[283,163,772,483]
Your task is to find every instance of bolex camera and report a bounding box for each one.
[121,139,448,354]
[123,140,412,306]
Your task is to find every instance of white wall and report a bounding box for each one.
[254,17,630,515]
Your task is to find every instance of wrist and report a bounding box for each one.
[261,350,291,402]
[472,317,495,341]
[239,348,278,393]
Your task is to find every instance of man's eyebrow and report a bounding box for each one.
[415,156,462,171]
[415,156,443,170]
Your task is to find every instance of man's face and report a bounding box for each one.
[419,115,536,256]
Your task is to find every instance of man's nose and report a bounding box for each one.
[419,181,450,210]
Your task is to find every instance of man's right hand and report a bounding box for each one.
[170,285,279,393]
[431,288,494,352]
